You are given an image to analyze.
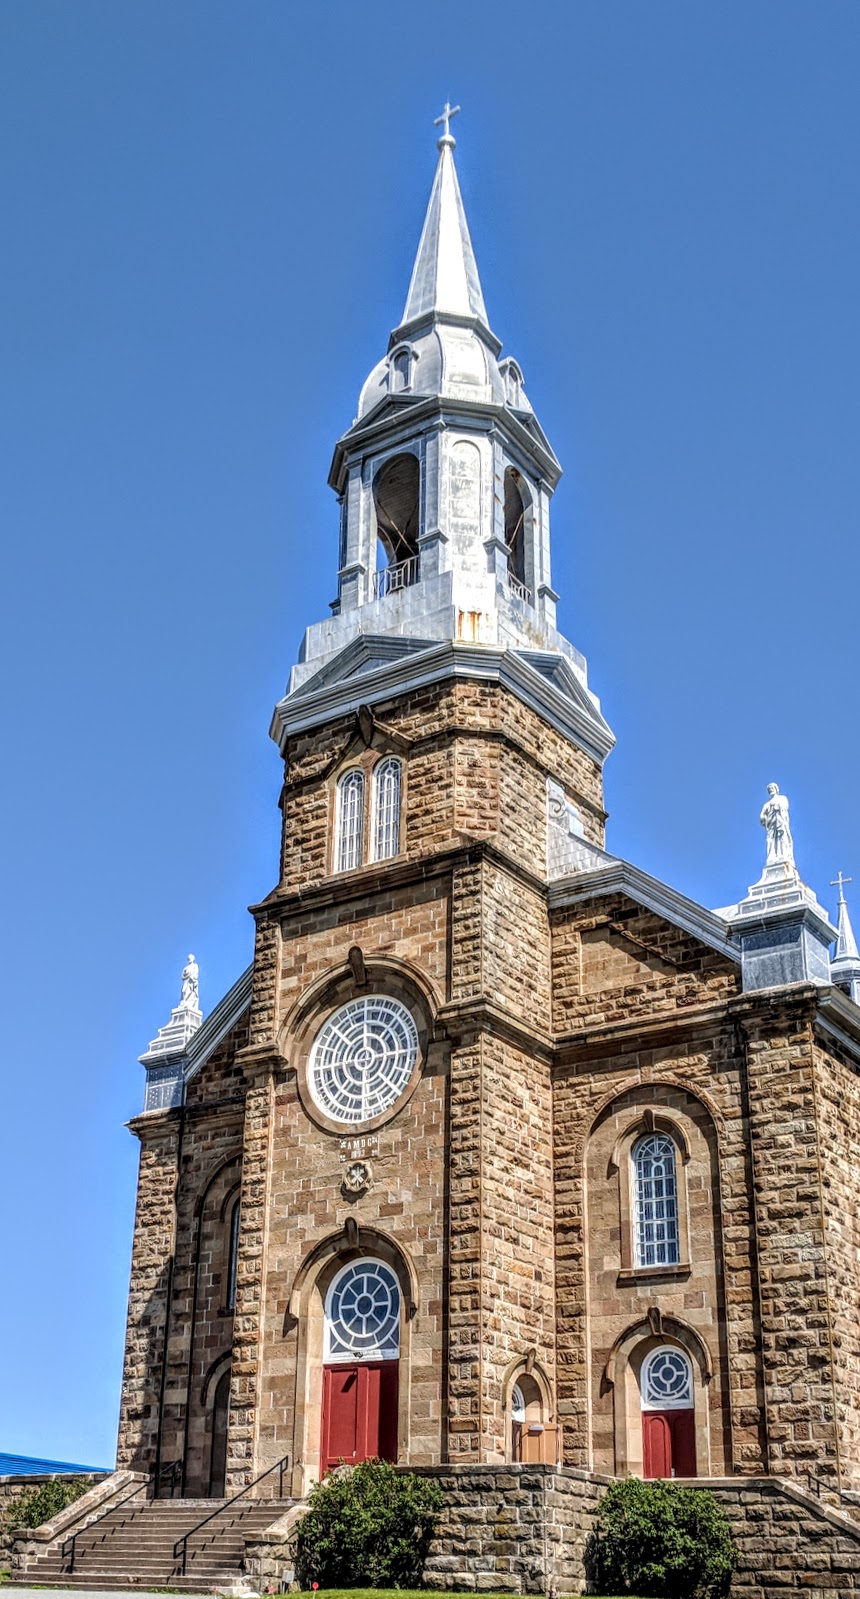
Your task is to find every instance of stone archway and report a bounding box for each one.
[288,1228,417,1497]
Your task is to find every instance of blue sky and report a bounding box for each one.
[1,1,859,1464]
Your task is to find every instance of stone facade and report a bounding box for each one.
[116,676,860,1507]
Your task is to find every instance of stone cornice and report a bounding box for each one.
[727,983,821,1031]
[437,995,555,1059]
[813,986,860,1068]
[329,394,561,493]
[253,837,549,926]
[271,640,614,765]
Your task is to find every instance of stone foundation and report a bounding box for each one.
[365,1468,860,1597]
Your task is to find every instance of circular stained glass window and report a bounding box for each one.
[641,1347,693,1409]
[308,995,419,1125]
[325,1258,401,1363]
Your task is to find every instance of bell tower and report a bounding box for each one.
[289,110,602,714]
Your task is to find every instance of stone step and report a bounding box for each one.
[10,1581,244,1594]
[21,1496,295,1591]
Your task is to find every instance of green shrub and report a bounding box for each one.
[586,1478,735,1599]
[293,1459,444,1589]
[3,1478,93,1532]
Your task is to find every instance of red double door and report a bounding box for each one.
[643,1408,696,1478]
[321,1361,399,1474]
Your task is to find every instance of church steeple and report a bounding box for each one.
[397,110,489,333]
[277,113,612,770]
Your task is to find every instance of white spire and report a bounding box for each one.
[833,875,860,957]
[830,873,860,1001]
[400,109,488,328]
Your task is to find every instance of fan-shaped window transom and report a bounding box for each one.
[641,1346,693,1410]
[324,1258,401,1363]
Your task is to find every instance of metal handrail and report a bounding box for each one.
[507,571,532,606]
[373,554,419,599]
[173,1454,290,1577]
[61,1459,181,1574]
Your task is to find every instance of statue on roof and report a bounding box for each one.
[760,784,795,870]
[179,953,200,1012]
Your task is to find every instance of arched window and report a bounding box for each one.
[208,1366,231,1497]
[373,453,421,597]
[641,1346,693,1411]
[632,1134,680,1267]
[336,769,365,873]
[503,467,527,590]
[371,758,402,862]
[225,1199,239,1313]
[324,1258,401,1363]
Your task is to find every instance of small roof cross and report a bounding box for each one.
[434,100,461,143]
[831,870,853,903]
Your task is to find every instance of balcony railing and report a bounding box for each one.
[373,554,419,599]
[507,572,533,606]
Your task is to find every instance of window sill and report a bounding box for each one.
[616,1263,691,1285]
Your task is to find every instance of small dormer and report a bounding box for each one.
[499,357,526,410]
[388,344,416,395]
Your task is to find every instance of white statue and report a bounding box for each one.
[180,953,200,1011]
[760,784,795,870]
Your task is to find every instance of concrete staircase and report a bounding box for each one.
[21,1494,294,1591]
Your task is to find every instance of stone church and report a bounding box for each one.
[117,114,860,1518]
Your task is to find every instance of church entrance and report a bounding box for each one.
[321,1258,401,1475]
[321,1361,399,1471]
[640,1346,697,1479]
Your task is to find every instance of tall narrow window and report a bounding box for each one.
[225,1200,240,1312]
[372,758,402,862]
[336,769,365,872]
[632,1134,680,1267]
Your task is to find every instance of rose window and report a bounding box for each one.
[641,1347,693,1409]
[324,1259,401,1363]
[308,996,418,1124]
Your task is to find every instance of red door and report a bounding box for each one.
[321,1361,399,1473]
[643,1408,696,1478]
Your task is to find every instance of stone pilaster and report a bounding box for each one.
[737,988,842,1487]
[226,1049,277,1490]
[116,1110,181,1473]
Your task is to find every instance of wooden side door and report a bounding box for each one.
[643,1408,697,1478]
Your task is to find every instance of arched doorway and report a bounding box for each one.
[510,1373,545,1463]
[320,1258,400,1474]
[641,1346,696,1479]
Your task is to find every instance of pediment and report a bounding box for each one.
[290,635,438,701]
[515,649,612,741]
[549,864,739,965]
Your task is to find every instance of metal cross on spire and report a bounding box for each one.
[831,871,853,903]
[434,100,461,144]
